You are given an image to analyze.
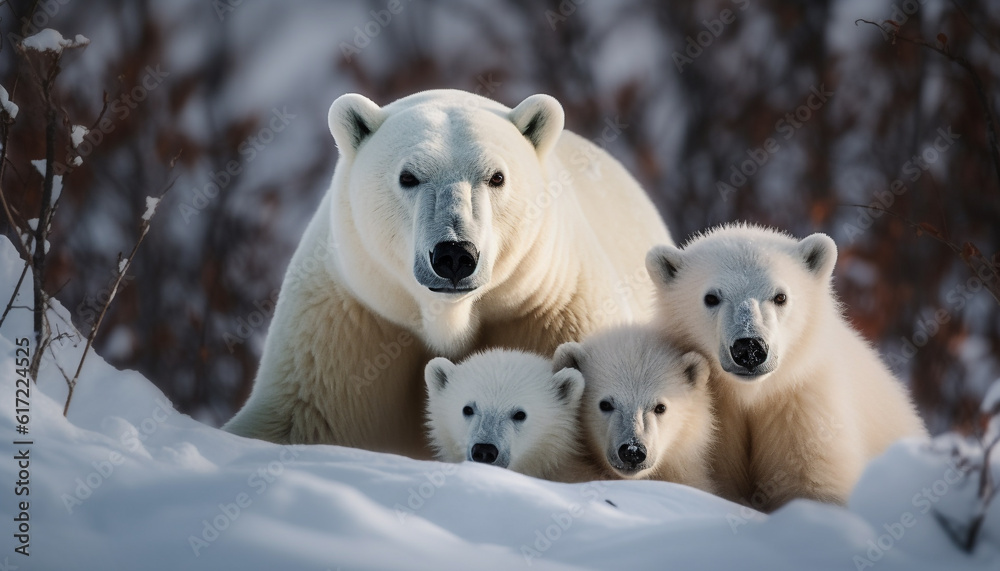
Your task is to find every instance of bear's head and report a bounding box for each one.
[554,327,712,480]
[645,224,837,397]
[423,349,584,476]
[327,90,565,354]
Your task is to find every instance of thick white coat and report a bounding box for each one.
[646,224,928,510]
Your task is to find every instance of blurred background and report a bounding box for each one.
[0,0,997,432]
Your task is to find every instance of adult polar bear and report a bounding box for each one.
[224,90,672,456]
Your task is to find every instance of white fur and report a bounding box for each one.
[553,326,717,492]
[223,89,672,457]
[424,350,585,481]
[645,223,928,510]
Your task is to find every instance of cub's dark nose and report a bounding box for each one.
[731,337,768,369]
[470,443,498,464]
[617,442,646,466]
[430,241,479,286]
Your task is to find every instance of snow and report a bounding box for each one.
[0,84,17,119]
[30,159,63,206]
[0,235,997,569]
[20,29,90,53]
[70,125,89,148]
[142,196,160,222]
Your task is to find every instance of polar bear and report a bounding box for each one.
[424,349,589,481]
[553,326,717,492]
[223,89,672,456]
[645,223,927,510]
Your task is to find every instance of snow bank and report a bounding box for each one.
[0,234,995,570]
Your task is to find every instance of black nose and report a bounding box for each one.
[430,241,479,286]
[470,443,498,464]
[731,337,768,369]
[617,442,646,465]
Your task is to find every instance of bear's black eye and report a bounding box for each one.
[704,293,720,307]
[488,171,505,187]
[653,404,667,415]
[599,400,614,412]
[773,293,787,305]
[512,410,526,421]
[399,171,420,188]
[462,405,474,417]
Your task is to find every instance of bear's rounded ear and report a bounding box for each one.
[796,233,837,279]
[552,341,585,373]
[509,94,565,158]
[646,244,684,287]
[424,357,455,394]
[328,93,384,156]
[552,367,585,405]
[678,351,709,388]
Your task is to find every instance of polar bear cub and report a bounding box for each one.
[645,223,928,510]
[424,349,586,481]
[554,326,717,492]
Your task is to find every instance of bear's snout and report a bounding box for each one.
[617,441,647,466]
[730,337,768,370]
[470,442,499,464]
[430,241,479,287]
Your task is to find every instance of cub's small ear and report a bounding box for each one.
[796,233,837,279]
[678,351,709,388]
[509,94,565,158]
[424,357,455,394]
[646,244,684,287]
[552,367,585,405]
[552,341,585,373]
[328,93,384,156]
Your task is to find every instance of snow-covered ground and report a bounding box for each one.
[0,235,996,570]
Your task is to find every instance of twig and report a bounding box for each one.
[0,261,28,329]
[63,156,180,416]
[842,203,1000,306]
[856,18,1000,195]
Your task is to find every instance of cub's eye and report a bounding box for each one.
[488,171,505,187]
[653,404,667,415]
[462,405,474,417]
[773,293,787,305]
[704,294,720,307]
[599,400,614,412]
[512,410,526,421]
[399,171,420,188]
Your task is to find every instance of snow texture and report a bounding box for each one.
[0,85,17,119]
[20,29,90,53]
[71,125,89,148]
[0,234,996,570]
[142,196,160,222]
[30,159,63,206]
